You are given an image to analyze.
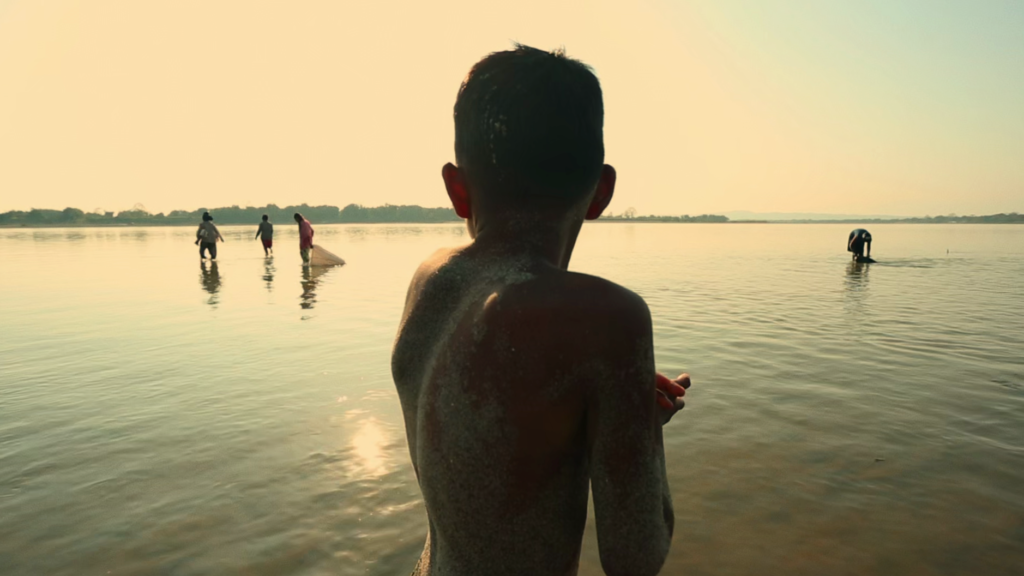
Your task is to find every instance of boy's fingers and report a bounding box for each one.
[656,373,687,397]
[660,379,686,397]
[675,373,692,389]
[656,392,674,410]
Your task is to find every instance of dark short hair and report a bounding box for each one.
[454,44,604,203]
[293,213,303,221]
[262,214,269,221]
[202,211,212,221]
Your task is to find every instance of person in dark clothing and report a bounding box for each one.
[255,214,274,256]
[848,228,873,262]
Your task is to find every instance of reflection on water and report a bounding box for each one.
[342,224,468,243]
[351,418,389,478]
[843,260,870,315]
[300,266,330,310]
[262,258,275,292]
[845,260,870,290]
[199,261,221,307]
[2,223,1023,576]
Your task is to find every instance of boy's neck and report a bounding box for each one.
[470,212,585,270]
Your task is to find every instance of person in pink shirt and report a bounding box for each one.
[294,212,314,264]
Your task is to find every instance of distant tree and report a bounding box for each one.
[338,203,458,223]
[623,207,637,219]
[61,207,84,222]
[27,209,61,223]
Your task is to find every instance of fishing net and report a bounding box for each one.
[309,244,346,267]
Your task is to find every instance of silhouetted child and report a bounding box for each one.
[391,45,691,576]
[255,214,274,256]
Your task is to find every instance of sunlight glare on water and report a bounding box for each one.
[1,223,1022,575]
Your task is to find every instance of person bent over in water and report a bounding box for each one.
[294,213,314,264]
[391,44,691,576]
[848,228,872,262]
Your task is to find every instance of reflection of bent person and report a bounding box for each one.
[848,228,872,261]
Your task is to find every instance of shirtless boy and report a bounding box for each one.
[392,45,691,576]
[255,214,273,256]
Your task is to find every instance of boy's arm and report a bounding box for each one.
[255,226,261,240]
[215,225,225,242]
[586,295,674,576]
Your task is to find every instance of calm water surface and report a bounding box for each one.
[1,223,1023,575]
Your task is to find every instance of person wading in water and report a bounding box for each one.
[294,213,314,264]
[195,211,225,260]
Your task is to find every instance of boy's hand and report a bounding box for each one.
[656,372,690,425]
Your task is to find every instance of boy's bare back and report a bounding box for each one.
[390,45,687,576]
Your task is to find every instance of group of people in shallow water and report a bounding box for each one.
[194,211,315,262]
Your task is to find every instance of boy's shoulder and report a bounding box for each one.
[489,269,652,346]
[506,269,646,316]
[414,246,652,348]
[415,246,648,319]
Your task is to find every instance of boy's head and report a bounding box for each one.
[446,44,614,220]
[262,214,269,222]
[293,213,303,223]
[202,211,213,222]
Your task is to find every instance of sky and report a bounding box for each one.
[1,0,1022,216]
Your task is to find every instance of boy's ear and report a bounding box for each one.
[585,164,616,220]
[442,163,471,219]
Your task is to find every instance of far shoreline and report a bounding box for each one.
[5,220,1024,229]
[5,204,1021,227]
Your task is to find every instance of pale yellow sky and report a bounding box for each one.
[1,0,1022,216]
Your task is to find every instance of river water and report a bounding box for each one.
[1,223,1022,575]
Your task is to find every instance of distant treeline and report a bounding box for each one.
[0,203,731,226]
[779,213,1024,224]
[0,204,460,226]
[603,213,730,223]
[2,205,1021,226]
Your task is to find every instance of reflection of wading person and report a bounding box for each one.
[195,211,225,260]
[848,228,872,261]
[295,213,314,264]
